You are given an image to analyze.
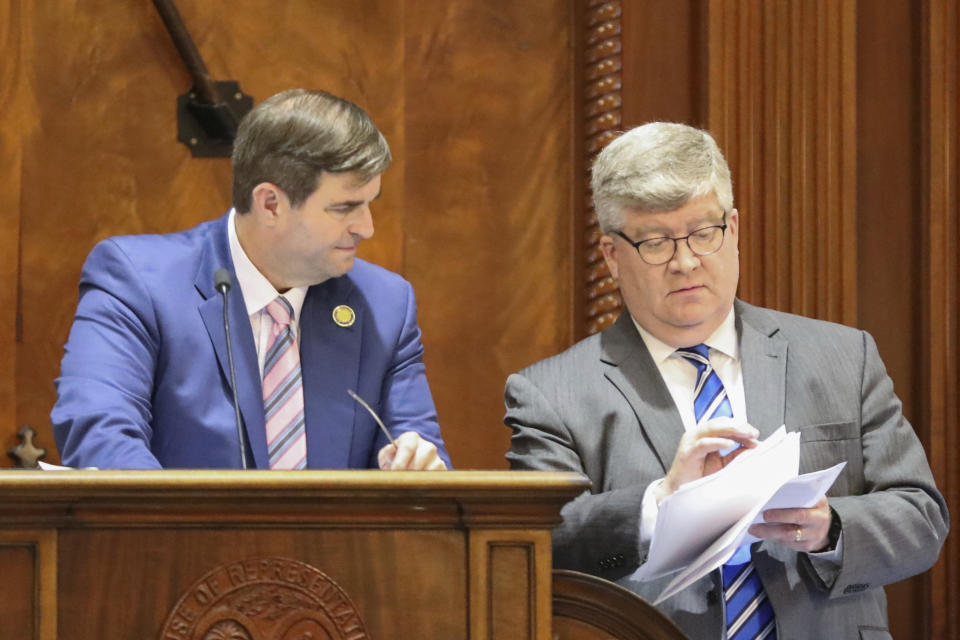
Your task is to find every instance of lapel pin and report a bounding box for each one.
[332,304,356,327]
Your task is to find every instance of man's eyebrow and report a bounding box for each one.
[326,200,362,209]
[635,213,724,236]
[326,189,382,209]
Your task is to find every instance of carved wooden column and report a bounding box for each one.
[580,0,623,335]
[706,0,858,324]
[922,0,960,636]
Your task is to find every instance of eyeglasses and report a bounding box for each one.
[613,222,728,265]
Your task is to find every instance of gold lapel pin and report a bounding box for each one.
[332,304,356,327]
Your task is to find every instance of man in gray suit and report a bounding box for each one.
[504,123,948,639]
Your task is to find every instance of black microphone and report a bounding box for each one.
[214,268,251,469]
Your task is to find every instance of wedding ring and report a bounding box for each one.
[795,527,803,543]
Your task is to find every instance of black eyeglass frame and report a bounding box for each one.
[613,217,729,266]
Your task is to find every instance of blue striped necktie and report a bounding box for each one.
[677,344,777,640]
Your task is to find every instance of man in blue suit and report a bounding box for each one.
[52,88,450,471]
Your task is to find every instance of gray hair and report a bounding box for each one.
[232,89,391,212]
[591,122,733,233]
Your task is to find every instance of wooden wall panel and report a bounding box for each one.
[856,4,926,636]
[4,0,576,470]
[0,546,35,638]
[6,1,432,465]
[856,0,922,432]
[706,0,857,324]
[621,0,702,127]
[0,0,22,460]
[923,1,960,636]
[469,530,553,640]
[58,528,466,639]
[404,1,574,469]
[0,531,57,640]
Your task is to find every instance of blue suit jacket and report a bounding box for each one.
[52,214,450,470]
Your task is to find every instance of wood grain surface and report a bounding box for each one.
[4,0,576,471]
[0,0,23,461]
[2,2,957,636]
[922,1,960,636]
[707,0,857,325]
[0,470,585,640]
[403,0,574,469]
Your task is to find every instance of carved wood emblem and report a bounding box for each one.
[8,425,47,468]
[160,557,368,640]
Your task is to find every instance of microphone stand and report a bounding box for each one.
[215,269,251,469]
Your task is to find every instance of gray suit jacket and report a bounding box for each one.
[505,300,948,640]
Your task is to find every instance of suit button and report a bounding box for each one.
[706,589,719,605]
[843,583,870,594]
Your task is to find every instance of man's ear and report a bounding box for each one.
[250,182,287,224]
[599,235,620,280]
[727,208,739,246]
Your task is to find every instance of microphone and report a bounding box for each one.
[214,268,251,469]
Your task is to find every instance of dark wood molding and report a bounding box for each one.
[922,1,960,636]
[552,569,687,639]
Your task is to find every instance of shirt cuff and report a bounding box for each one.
[807,531,844,565]
[639,478,665,545]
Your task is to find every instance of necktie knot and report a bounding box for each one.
[677,343,733,424]
[266,297,294,329]
[676,343,711,371]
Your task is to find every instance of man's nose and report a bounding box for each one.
[668,239,700,272]
[349,205,375,240]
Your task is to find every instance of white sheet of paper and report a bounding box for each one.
[633,426,798,581]
[741,461,847,544]
[38,461,74,471]
[37,461,98,470]
[654,460,846,603]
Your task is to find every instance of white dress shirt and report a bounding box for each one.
[633,307,842,562]
[227,209,308,376]
[635,308,744,542]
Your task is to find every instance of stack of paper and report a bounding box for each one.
[629,426,845,603]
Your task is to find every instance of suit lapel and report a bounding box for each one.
[737,300,787,438]
[300,276,362,469]
[196,214,269,468]
[601,313,685,472]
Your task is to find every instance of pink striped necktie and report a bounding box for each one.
[262,297,307,470]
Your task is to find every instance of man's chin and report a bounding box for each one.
[666,303,732,332]
[327,256,356,280]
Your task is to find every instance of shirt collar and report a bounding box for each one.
[631,306,739,365]
[228,209,308,318]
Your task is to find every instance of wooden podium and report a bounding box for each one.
[0,470,588,640]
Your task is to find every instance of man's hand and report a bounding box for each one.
[377,431,447,471]
[748,495,833,552]
[653,419,760,504]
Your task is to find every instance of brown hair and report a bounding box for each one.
[231,89,391,212]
